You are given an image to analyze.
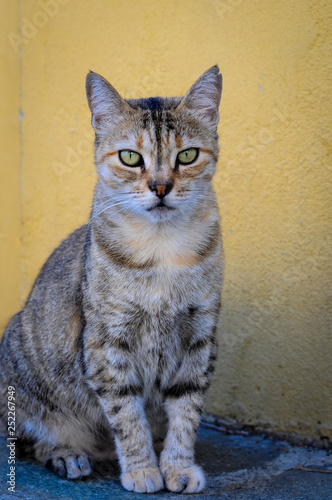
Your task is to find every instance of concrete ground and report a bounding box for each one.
[0,424,331,500]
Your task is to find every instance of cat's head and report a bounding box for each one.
[86,66,222,224]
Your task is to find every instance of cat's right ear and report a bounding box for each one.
[86,71,128,135]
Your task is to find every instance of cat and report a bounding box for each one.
[0,66,223,494]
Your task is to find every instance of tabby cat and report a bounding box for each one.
[0,66,223,494]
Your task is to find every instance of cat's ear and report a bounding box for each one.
[86,71,129,134]
[179,66,222,129]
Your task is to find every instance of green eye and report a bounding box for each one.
[119,150,143,167]
[177,148,198,165]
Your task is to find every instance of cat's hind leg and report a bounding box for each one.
[36,444,92,479]
[11,427,93,480]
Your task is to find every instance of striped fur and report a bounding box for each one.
[0,66,223,494]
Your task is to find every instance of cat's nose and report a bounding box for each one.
[148,181,173,199]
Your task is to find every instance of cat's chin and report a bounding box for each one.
[146,204,176,222]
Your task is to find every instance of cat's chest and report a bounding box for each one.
[135,312,181,395]
[89,219,219,315]
[122,264,203,315]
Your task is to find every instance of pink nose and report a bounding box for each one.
[148,182,173,199]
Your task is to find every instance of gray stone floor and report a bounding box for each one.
[0,425,331,499]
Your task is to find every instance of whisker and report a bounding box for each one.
[90,200,126,215]
[106,205,138,227]
[101,204,137,229]
[92,197,133,211]
[89,200,134,222]
[92,200,133,216]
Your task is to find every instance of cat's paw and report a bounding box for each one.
[48,452,92,479]
[121,467,164,493]
[162,464,206,494]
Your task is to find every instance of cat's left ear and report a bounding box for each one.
[179,66,222,130]
[86,71,130,134]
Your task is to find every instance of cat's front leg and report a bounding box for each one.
[160,392,206,493]
[110,396,164,493]
[84,337,163,493]
[160,317,218,494]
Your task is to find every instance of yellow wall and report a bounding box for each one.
[1,0,331,442]
[0,1,21,331]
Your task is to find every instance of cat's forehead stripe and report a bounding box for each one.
[136,135,143,149]
[151,111,163,168]
[117,97,211,167]
[175,136,182,149]
[143,97,163,112]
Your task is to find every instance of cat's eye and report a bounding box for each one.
[119,150,143,167]
[177,148,199,165]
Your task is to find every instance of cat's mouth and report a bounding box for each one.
[146,201,175,213]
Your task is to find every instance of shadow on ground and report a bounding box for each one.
[0,425,331,499]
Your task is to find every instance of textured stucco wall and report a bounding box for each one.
[0,1,21,331]
[1,0,331,441]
